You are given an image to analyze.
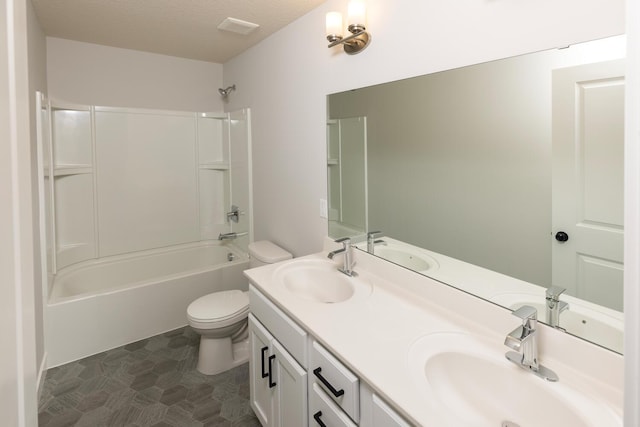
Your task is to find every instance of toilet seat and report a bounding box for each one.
[187,290,249,329]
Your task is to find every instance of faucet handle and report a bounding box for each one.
[334,237,351,246]
[545,285,566,301]
[366,230,382,238]
[511,305,537,330]
[512,305,537,320]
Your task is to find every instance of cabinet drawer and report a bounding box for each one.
[250,285,308,367]
[310,383,357,427]
[310,341,359,423]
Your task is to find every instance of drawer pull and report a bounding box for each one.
[268,354,277,388]
[313,367,345,397]
[260,346,269,378]
[313,411,327,427]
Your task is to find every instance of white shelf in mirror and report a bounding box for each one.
[51,102,91,112]
[49,165,93,177]
[199,162,229,170]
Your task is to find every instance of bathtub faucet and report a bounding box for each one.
[218,231,248,241]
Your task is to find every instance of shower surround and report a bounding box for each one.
[40,102,252,367]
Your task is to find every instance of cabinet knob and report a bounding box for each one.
[555,231,569,242]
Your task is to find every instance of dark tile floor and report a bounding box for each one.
[38,327,260,427]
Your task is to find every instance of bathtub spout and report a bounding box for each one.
[218,231,248,241]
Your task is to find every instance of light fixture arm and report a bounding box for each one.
[327,26,370,54]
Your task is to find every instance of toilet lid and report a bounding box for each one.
[188,290,249,322]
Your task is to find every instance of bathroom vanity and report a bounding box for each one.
[244,241,623,426]
[248,280,409,427]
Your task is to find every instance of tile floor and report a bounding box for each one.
[38,327,261,427]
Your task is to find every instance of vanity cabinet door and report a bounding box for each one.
[249,314,275,426]
[249,313,308,427]
[271,340,308,427]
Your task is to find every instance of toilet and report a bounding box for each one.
[187,240,292,375]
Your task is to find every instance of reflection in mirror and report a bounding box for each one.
[327,117,368,237]
[327,35,625,353]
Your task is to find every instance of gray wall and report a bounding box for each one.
[327,38,625,287]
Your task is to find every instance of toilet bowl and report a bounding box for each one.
[187,240,292,375]
[187,289,250,375]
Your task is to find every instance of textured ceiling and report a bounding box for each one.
[32,0,326,63]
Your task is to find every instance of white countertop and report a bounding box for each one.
[244,248,624,425]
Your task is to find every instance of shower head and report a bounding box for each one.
[218,84,236,98]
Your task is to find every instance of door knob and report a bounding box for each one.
[555,231,569,242]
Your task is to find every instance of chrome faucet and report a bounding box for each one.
[366,230,386,254]
[226,205,243,223]
[504,305,558,381]
[327,237,356,276]
[545,286,569,329]
[218,231,248,240]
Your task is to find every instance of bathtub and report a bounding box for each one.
[45,242,250,368]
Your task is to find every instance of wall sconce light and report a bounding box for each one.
[326,0,371,55]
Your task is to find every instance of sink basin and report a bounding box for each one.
[490,292,624,353]
[372,245,439,272]
[273,259,372,303]
[408,332,621,426]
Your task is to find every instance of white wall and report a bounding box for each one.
[47,38,224,111]
[625,0,640,424]
[1,0,38,424]
[223,0,625,257]
[26,0,47,387]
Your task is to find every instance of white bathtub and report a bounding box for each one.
[45,242,250,367]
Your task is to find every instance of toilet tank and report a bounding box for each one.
[248,240,292,268]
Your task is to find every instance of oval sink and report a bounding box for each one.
[273,259,372,303]
[373,245,439,272]
[408,332,621,426]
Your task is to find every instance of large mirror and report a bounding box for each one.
[327,35,626,353]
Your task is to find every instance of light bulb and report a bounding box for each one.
[326,12,343,39]
[347,0,366,29]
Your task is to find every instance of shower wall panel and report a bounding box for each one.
[46,104,250,272]
[197,114,230,241]
[228,109,252,252]
[95,109,199,257]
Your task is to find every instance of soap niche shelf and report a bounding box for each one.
[197,114,231,241]
[199,162,230,171]
[49,104,97,271]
